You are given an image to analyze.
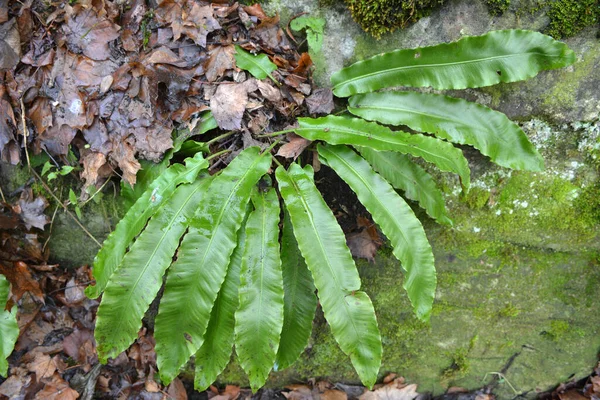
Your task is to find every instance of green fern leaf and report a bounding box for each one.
[95,176,211,362]
[295,116,470,189]
[357,147,452,226]
[275,211,317,371]
[276,164,381,388]
[0,274,18,377]
[234,45,277,81]
[349,92,544,171]
[155,147,272,384]
[194,206,249,391]
[235,187,284,391]
[87,153,208,299]
[318,144,437,320]
[331,29,576,96]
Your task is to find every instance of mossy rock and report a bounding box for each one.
[344,0,446,38]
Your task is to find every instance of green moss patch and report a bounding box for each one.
[344,0,445,38]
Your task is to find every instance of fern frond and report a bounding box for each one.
[332,29,576,96]
[95,176,211,362]
[235,187,284,391]
[295,116,471,189]
[275,211,317,371]
[155,147,272,384]
[349,92,544,171]
[357,147,452,226]
[276,164,382,388]
[87,153,208,299]
[319,144,437,320]
[0,274,18,377]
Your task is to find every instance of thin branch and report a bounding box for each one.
[30,169,102,248]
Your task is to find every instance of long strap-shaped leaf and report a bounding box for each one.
[194,206,249,391]
[318,145,436,320]
[276,164,382,388]
[87,153,208,299]
[357,147,452,226]
[95,177,211,362]
[295,116,470,189]
[275,211,317,371]
[155,147,272,384]
[331,29,576,96]
[349,92,544,171]
[235,187,284,391]
[0,274,18,377]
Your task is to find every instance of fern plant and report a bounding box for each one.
[1,274,19,377]
[88,30,575,391]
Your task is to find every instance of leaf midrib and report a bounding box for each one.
[334,51,564,88]
[295,126,459,171]
[285,170,364,353]
[108,181,205,339]
[351,103,513,146]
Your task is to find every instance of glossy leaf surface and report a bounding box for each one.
[95,177,210,362]
[331,29,576,96]
[275,212,317,371]
[87,153,208,299]
[235,187,284,391]
[276,164,381,388]
[318,144,436,320]
[155,147,272,384]
[349,92,544,171]
[234,45,277,81]
[357,147,452,225]
[295,116,470,189]
[0,275,18,377]
[194,208,249,391]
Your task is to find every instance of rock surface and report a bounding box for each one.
[253,0,600,397]
[2,0,598,398]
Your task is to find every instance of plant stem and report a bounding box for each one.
[206,131,234,146]
[256,128,298,138]
[264,138,282,154]
[206,148,232,161]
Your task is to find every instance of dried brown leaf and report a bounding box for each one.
[34,373,80,400]
[321,390,348,400]
[346,230,378,263]
[276,133,311,159]
[27,351,57,380]
[0,261,44,303]
[63,7,120,61]
[28,97,53,135]
[17,190,50,231]
[359,382,419,400]
[167,378,189,400]
[210,80,257,130]
[0,19,20,70]
[205,45,236,82]
[306,88,334,115]
[109,137,141,186]
[0,94,16,155]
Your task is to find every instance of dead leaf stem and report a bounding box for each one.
[20,98,31,169]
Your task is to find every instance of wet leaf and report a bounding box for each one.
[276,133,311,159]
[62,7,120,61]
[0,19,20,70]
[0,261,44,303]
[306,88,334,115]
[210,79,258,130]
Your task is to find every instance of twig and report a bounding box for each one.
[0,186,6,203]
[206,131,235,146]
[30,169,102,248]
[19,99,31,169]
[80,178,112,207]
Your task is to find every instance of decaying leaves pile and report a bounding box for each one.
[0,0,327,192]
